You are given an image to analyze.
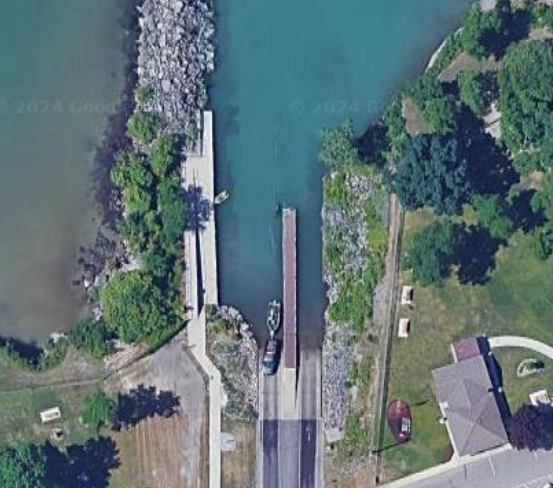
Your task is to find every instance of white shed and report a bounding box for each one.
[401,286,414,306]
[398,318,411,339]
[40,407,61,424]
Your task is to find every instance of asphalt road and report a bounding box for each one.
[258,348,322,488]
[389,447,553,488]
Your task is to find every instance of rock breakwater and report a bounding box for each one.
[136,0,215,140]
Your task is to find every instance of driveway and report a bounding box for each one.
[489,336,553,360]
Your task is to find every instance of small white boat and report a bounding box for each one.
[214,190,230,205]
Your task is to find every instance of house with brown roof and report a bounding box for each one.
[432,338,508,457]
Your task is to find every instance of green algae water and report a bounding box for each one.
[213,0,473,345]
[0,0,130,341]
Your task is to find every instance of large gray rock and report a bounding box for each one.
[136,0,215,140]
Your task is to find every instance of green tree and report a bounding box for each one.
[127,111,159,145]
[458,70,488,116]
[532,223,553,260]
[472,194,513,240]
[404,220,458,286]
[151,135,181,178]
[135,85,154,103]
[69,319,112,359]
[0,445,46,488]
[100,271,169,342]
[383,95,409,160]
[157,178,187,251]
[500,41,553,169]
[503,41,553,105]
[319,120,365,169]
[408,73,456,134]
[531,171,553,221]
[392,135,470,214]
[461,3,507,59]
[112,151,154,216]
[82,391,117,433]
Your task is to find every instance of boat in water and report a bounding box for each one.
[267,300,282,336]
[215,189,230,204]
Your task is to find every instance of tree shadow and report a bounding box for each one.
[44,437,119,488]
[113,384,180,431]
[483,5,530,59]
[184,185,212,231]
[509,189,546,233]
[454,225,500,285]
[456,107,519,197]
[359,122,388,167]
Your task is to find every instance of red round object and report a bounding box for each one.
[387,398,412,443]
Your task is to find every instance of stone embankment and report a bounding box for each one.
[322,169,389,442]
[136,0,215,138]
[206,306,259,420]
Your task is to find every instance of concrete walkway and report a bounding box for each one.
[182,111,222,488]
[489,336,553,360]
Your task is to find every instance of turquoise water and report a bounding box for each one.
[0,0,129,341]
[212,0,473,345]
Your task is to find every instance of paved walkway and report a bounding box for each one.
[182,110,222,488]
[489,336,553,360]
[377,445,553,488]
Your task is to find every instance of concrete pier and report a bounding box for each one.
[282,207,299,419]
[182,110,222,488]
[258,208,323,488]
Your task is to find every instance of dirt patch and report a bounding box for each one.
[221,419,256,488]
[324,455,375,488]
[402,99,430,137]
[106,336,209,488]
[438,52,500,83]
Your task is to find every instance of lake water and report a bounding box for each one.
[212,0,473,345]
[0,0,130,341]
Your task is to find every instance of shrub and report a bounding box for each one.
[69,319,112,359]
[127,111,159,145]
[82,391,117,433]
[404,220,458,286]
[100,271,170,343]
[472,194,513,241]
[407,73,456,135]
[458,70,488,116]
[319,120,365,169]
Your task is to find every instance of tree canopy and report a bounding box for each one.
[404,220,458,286]
[407,74,456,135]
[111,151,154,216]
[392,134,470,214]
[0,445,46,488]
[531,171,553,221]
[127,111,159,145]
[100,271,169,343]
[500,41,553,171]
[457,70,490,116]
[69,319,112,359]
[461,2,509,59]
[82,391,117,433]
[319,120,365,168]
[472,194,513,241]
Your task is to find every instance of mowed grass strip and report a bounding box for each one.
[0,384,98,448]
[383,209,553,478]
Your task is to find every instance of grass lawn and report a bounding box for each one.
[0,383,99,448]
[382,209,553,479]
[494,348,553,412]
